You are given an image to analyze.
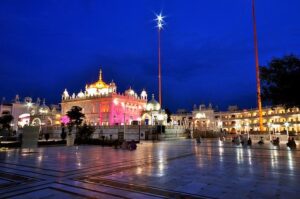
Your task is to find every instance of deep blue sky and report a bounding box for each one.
[1,0,300,112]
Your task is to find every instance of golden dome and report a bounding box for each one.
[87,69,109,89]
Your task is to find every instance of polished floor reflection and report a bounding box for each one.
[0,139,299,198]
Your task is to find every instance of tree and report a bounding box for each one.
[0,113,14,130]
[66,106,85,135]
[77,123,95,142]
[60,123,67,140]
[260,55,300,108]
[165,108,172,123]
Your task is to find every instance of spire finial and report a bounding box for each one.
[99,68,102,81]
[152,94,155,99]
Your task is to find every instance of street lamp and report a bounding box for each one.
[154,12,165,107]
[246,123,250,138]
[158,112,164,138]
[122,102,126,140]
[137,117,141,143]
[267,122,272,141]
[284,122,290,137]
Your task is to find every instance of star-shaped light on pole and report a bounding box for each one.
[155,13,165,30]
[154,12,165,108]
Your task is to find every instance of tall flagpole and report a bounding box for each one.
[252,0,263,132]
[155,13,165,107]
[158,26,162,106]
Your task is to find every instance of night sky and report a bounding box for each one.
[1,0,299,112]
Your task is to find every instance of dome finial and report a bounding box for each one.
[152,94,155,99]
[99,68,102,81]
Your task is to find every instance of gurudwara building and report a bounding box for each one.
[61,69,149,125]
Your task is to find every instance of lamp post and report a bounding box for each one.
[122,102,126,140]
[246,123,250,139]
[154,13,165,107]
[284,122,290,137]
[267,122,272,141]
[137,117,141,143]
[158,112,164,140]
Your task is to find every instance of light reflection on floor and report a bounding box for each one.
[0,139,300,198]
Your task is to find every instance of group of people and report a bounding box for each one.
[232,136,252,146]
[287,137,297,149]
[114,140,137,150]
[271,137,280,145]
[230,135,297,149]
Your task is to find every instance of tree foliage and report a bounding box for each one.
[66,106,85,133]
[77,123,95,141]
[165,108,172,123]
[0,113,14,130]
[260,55,300,108]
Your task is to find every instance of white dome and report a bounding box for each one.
[141,90,147,99]
[77,90,85,98]
[125,87,136,96]
[146,94,161,111]
[63,89,69,98]
[39,99,50,114]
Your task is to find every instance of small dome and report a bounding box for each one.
[63,89,69,97]
[141,90,147,97]
[77,90,84,98]
[146,94,161,111]
[39,99,50,114]
[110,80,116,86]
[125,87,135,96]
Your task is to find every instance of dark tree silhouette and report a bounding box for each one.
[77,123,95,141]
[60,123,66,140]
[165,108,172,123]
[0,113,14,130]
[66,106,85,135]
[261,55,300,108]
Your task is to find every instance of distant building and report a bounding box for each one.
[217,106,300,134]
[61,69,147,125]
[171,104,300,134]
[0,95,61,130]
[171,109,192,129]
[171,103,220,132]
[141,94,167,125]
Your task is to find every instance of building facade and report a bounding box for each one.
[171,104,221,132]
[141,94,167,126]
[218,106,300,134]
[61,69,148,125]
[172,104,300,134]
[0,95,61,130]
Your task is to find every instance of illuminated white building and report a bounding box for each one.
[171,104,220,132]
[141,94,167,125]
[0,95,61,130]
[171,104,300,134]
[218,106,300,134]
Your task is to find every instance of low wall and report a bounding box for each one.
[17,125,186,141]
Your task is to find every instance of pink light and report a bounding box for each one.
[61,115,70,125]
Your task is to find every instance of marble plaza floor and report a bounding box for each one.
[0,139,300,199]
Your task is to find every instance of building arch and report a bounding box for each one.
[47,117,53,126]
[32,118,42,126]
